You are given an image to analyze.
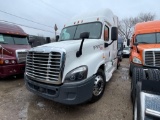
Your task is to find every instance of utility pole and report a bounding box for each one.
[54,24,58,40]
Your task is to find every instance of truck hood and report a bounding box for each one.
[1,44,31,51]
[0,44,31,57]
[36,40,90,52]
[138,44,160,52]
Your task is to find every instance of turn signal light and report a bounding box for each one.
[0,59,3,64]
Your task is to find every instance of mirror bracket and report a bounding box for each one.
[76,32,90,57]
[133,42,139,53]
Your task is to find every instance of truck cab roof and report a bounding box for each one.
[134,20,160,35]
[65,9,118,27]
[0,22,27,36]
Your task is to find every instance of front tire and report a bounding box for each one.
[129,65,132,76]
[90,69,106,103]
[134,97,137,120]
[146,69,160,81]
[133,82,141,120]
[131,68,146,104]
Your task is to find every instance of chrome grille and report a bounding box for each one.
[26,51,62,84]
[145,51,160,67]
[17,51,28,63]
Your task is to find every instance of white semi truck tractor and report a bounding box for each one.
[25,9,118,105]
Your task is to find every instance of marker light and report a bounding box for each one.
[0,60,3,64]
[11,60,16,64]
[5,60,9,64]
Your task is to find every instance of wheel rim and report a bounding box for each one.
[134,99,137,120]
[93,75,104,96]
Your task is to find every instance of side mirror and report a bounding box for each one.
[80,32,89,39]
[76,32,90,57]
[133,42,139,53]
[104,30,109,40]
[111,27,118,41]
[56,35,59,42]
[46,37,51,43]
[127,39,130,46]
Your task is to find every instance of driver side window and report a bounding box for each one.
[104,25,109,41]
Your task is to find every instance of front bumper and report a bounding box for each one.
[25,74,95,105]
[0,64,25,78]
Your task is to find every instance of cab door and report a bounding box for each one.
[103,25,110,62]
[103,24,113,81]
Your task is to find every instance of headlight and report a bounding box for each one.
[64,66,88,82]
[133,57,142,64]
[4,60,9,64]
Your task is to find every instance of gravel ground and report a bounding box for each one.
[0,58,132,120]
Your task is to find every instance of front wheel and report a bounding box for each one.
[90,69,106,103]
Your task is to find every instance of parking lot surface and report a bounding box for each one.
[0,58,132,120]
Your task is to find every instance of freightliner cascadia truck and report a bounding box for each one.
[0,22,31,78]
[129,21,160,120]
[25,9,118,105]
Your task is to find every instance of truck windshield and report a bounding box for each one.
[59,22,102,41]
[136,33,160,44]
[0,34,28,45]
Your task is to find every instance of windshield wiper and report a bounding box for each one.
[0,41,8,44]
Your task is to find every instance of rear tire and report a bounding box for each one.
[90,69,106,103]
[117,62,120,69]
[120,56,122,62]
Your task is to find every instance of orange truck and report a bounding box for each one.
[129,21,160,119]
[129,20,160,75]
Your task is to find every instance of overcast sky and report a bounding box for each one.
[0,0,159,38]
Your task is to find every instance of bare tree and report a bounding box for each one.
[118,12,155,40]
[138,13,155,22]
[118,17,136,40]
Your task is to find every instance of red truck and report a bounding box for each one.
[0,22,31,78]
